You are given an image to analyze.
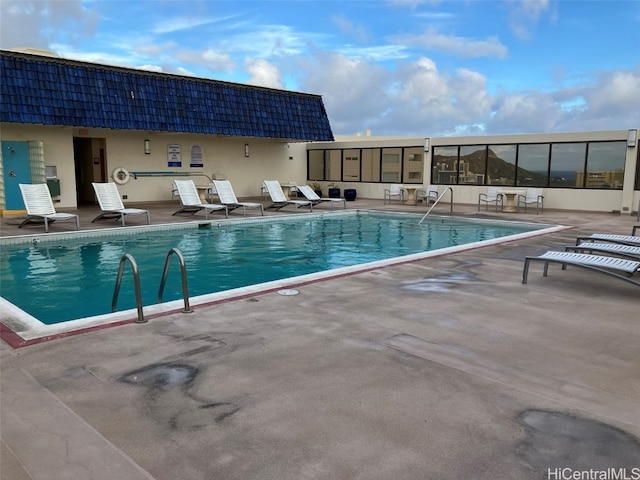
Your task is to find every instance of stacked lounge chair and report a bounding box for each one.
[522,227,640,287]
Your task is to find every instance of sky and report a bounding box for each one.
[1,0,639,137]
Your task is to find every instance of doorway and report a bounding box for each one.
[1,141,31,210]
[74,137,106,205]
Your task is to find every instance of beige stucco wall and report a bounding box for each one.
[1,124,308,209]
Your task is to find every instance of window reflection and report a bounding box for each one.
[550,143,586,187]
[488,145,516,185]
[517,144,549,187]
[581,141,626,189]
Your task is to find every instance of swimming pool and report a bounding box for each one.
[0,211,561,338]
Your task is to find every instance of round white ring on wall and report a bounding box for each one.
[112,167,130,184]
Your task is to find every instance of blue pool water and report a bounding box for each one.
[0,212,545,324]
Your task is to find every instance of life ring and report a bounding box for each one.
[112,167,130,184]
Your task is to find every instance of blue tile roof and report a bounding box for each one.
[0,50,334,141]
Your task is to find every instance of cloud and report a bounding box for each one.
[507,0,554,39]
[0,0,98,51]
[393,28,508,59]
[332,15,369,43]
[244,58,284,89]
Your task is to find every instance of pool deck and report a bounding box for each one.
[1,198,639,480]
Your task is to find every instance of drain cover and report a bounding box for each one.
[277,289,299,296]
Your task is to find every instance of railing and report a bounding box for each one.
[112,254,146,323]
[130,171,212,182]
[112,248,193,324]
[418,187,454,225]
[158,248,193,314]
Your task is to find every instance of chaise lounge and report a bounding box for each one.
[91,182,150,226]
[296,185,346,209]
[263,180,313,212]
[212,179,264,216]
[172,179,228,219]
[18,183,80,233]
[522,250,640,287]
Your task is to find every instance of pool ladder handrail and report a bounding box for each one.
[112,253,146,323]
[158,248,193,314]
[418,187,454,225]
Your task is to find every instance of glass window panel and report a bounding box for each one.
[381,148,401,183]
[343,148,360,181]
[459,145,486,185]
[517,144,549,187]
[431,146,458,184]
[361,149,380,182]
[326,150,342,181]
[487,145,516,186]
[403,148,423,183]
[308,150,324,180]
[550,143,586,187]
[583,141,626,189]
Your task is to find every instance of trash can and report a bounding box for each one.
[344,189,357,201]
[328,188,341,198]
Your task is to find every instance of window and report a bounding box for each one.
[582,141,626,189]
[308,150,325,180]
[431,146,458,184]
[550,143,586,188]
[381,148,401,183]
[458,145,486,185]
[361,149,380,182]
[487,145,516,185]
[517,144,549,187]
[403,148,423,183]
[326,150,342,181]
[343,149,360,181]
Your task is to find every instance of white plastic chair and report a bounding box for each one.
[212,180,264,216]
[416,185,439,204]
[478,187,504,211]
[384,184,404,204]
[517,188,544,214]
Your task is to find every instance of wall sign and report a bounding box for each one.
[168,144,182,167]
[190,145,203,167]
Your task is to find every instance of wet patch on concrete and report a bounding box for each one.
[401,271,477,292]
[119,363,198,388]
[516,410,640,472]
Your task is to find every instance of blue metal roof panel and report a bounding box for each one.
[0,50,334,141]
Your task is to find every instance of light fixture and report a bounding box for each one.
[424,138,430,152]
[244,143,250,157]
[627,129,637,148]
[144,139,151,154]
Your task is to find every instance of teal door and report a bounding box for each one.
[2,141,31,210]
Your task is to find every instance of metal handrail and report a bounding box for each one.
[112,254,146,323]
[418,187,454,224]
[158,248,193,313]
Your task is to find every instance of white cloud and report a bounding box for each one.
[0,0,98,50]
[244,58,284,89]
[393,29,508,59]
[507,0,554,39]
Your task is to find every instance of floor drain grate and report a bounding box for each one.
[277,289,299,296]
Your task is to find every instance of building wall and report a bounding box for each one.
[1,124,307,210]
[317,130,640,214]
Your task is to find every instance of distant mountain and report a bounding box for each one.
[433,148,547,184]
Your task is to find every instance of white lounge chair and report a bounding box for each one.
[517,188,544,214]
[172,180,228,219]
[575,234,640,247]
[522,251,640,287]
[296,185,346,209]
[212,180,264,216]
[18,183,79,233]
[478,187,504,211]
[566,242,640,261]
[263,180,313,212]
[91,182,150,226]
[384,184,404,204]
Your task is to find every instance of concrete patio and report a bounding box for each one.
[1,198,639,480]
